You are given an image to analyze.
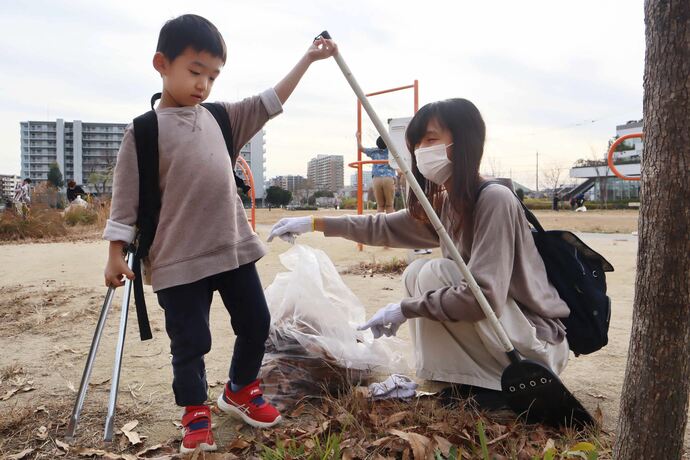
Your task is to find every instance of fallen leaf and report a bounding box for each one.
[135,444,163,457]
[36,425,48,440]
[428,422,451,433]
[55,439,70,452]
[227,438,251,451]
[1,388,19,400]
[433,435,453,457]
[371,436,391,447]
[34,405,47,414]
[389,429,431,460]
[290,404,306,417]
[7,448,34,460]
[118,420,142,446]
[587,391,606,400]
[385,411,409,426]
[66,381,77,393]
[594,405,604,426]
[304,439,316,450]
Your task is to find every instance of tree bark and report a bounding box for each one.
[614,1,690,458]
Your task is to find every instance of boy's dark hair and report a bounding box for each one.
[24,178,32,184]
[156,14,227,63]
[376,136,387,149]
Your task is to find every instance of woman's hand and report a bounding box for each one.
[267,216,314,243]
[357,303,406,338]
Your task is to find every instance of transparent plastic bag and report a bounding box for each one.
[260,244,407,409]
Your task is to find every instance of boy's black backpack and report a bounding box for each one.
[127,93,249,340]
[477,181,614,356]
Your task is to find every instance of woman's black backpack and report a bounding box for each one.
[478,181,614,356]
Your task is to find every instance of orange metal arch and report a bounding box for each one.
[236,156,256,230]
[607,133,642,181]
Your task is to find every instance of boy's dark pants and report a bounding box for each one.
[156,262,270,407]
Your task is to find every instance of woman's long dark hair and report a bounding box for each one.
[405,98,486,236]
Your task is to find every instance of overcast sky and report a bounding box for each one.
[0,0,645,189]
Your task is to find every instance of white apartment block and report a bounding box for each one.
[307,155,344,192]
[1,174,20,200]
[236,130,267,199]
[20,119,126,194]
[350,171,373,189]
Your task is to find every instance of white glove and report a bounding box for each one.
[357,303,406,339]
[267,216,314,243]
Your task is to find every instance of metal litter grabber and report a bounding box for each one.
[65,250,137,442]
[318,30,594,428]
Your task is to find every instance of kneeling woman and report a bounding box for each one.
[268,98,569,395]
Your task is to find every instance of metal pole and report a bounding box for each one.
[329,47,515,354]
[65,287,116,440]
[104,253,135,442]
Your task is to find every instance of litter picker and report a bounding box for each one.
[65,249,137,442]
[318,30,594,428]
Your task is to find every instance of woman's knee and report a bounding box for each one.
[402,258,430,296]
[417,258,461,291]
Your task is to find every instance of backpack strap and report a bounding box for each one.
[201,102,251,194]
[476,180,545,233]
[129,110,159,341]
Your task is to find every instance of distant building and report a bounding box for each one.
[20,119,127,194]
[236,130,267,199]
[269,175,308,193]
[569,120,642,201]
[307,154,344,192]
[349,171,373,189]
[0,174,21,200]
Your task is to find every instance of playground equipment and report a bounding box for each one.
[607,133,643,181]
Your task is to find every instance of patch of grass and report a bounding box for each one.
[63,206,98,226]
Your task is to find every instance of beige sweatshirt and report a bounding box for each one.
[103,89,283,292]
[323,184,569,344]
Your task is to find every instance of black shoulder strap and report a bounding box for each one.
[201,102,250,193]
[129,109,158,342]
[476,180,545,233]
[201,102,236,163]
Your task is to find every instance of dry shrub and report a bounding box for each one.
[0,205,68,241]
[63,206,98,226]
[345,257,408,276]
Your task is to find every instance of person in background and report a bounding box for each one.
[357,132,397,214]
[67,180,86,202]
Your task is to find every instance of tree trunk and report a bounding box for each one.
[614,1,690,458]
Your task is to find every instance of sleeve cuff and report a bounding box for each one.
[388,304,408,324]
[102,219,136,243]
[261,88,283,119]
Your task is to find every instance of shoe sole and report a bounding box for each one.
[179,442,217,454]
[216,393,282,428]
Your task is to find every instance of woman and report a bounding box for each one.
[267,98,569,397]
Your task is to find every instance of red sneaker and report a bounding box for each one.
[179,405,217,454]
[217,379,282,428]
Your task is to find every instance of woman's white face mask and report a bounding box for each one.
[414,143,454,185]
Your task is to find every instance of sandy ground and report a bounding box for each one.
[1,208,687,454]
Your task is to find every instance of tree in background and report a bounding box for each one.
[613,2,689,458]
[266,186,292,207]
[47,162,64,189]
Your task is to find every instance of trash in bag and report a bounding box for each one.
[260,244,408,410]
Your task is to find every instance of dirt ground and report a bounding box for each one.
[1,208,687,457]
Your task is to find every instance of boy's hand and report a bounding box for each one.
[104,243,135,288]
[306,37,337,62]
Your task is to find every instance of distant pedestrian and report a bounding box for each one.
[67,180,86,202]
[552,194,560,211]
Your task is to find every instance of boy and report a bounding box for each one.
[103,14,336,453]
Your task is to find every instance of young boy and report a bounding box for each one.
[103,14,336,453]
